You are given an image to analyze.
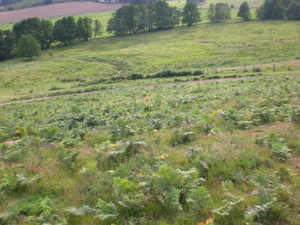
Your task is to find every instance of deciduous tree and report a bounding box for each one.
[182,1,201,26]
[286,1,300,20]
[53,16,77,45]
[40,20,54,49]
[237,2,251,21]
[93,19,103,39]
[18,34,41,60]
[208,3,231,22]
[76,17,93,41]
[0,30,17,60]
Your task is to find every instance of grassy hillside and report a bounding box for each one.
[1,75,300,224]
[0,19,299,102]
[0,4,300,224]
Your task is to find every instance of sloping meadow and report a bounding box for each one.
[1,75,300,224]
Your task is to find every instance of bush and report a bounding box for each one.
[170,130,194,146]
[253,67,262,72]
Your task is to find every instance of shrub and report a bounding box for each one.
[170,130,194,146]
[253,67,262,72]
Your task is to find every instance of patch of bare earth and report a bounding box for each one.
[5,140,21,145]
[0,2,123,24]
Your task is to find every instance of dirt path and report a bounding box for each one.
[0,73,299,107]
[0,2,123,24]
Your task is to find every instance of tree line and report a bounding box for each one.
[256,0,300,20]
[1,0,299,61]
[107,0,201,36]
[0,16,102,60]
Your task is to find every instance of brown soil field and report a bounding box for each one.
[0,1,123,24]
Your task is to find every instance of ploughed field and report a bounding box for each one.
[0,1,123,24]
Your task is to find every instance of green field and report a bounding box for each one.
[0,18,299,103]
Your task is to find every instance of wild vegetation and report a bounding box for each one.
[0,0,300,224]
[1,75,300,224]
[0,16,299,102]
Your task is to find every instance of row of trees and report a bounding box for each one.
[107,0,201,36]
[207,3,232,22]
[256,0,300,20]
[0,16,102,60]
[1,0,299,61]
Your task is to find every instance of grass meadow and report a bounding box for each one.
[0,16,299,102]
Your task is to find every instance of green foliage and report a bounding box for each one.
[93,19,103,39]
[107,0,180,36]
[181,2,201,26]
[18,34,41,60]
[158,187,182,215]
[267,133,291,162]
[57,148,80,172]
[213,182,245,225]
[246,173,291,224]
[0,29,17,60]
[13,17,53,50]
[76,17,93,41]
[95,198,118,221]
[169,129,194,146]
[186,186,211,213]
[0,170,40,194]
[237,2,251,21]
[0,74,300,224]
[286,0,300,20]
[53,16,77,45]
[256,0,294,20]
[208,3,231,22]
[256,133,291,162]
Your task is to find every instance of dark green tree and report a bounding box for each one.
[256,0,293,20]
[39,20,54,49]
[53,16,77,45]
[286,1,300,20]
[208,3,231,22]
[272,3,285,19]
[182,1,201,26]
[76,17,93,41]
[0,30,17,60]
[207,4,216,22]
[13,17,41,39]
[151,0,180,29]
[215,3,231,22]
[152,0,172,29]
[93,19,103,39]
[169,6,181,27]
[123,5,140,33]
[18,34,41,60]
[237,2,251,20]
[12,17,53,49]
[107,16,129,36]
[136,4,150,32]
